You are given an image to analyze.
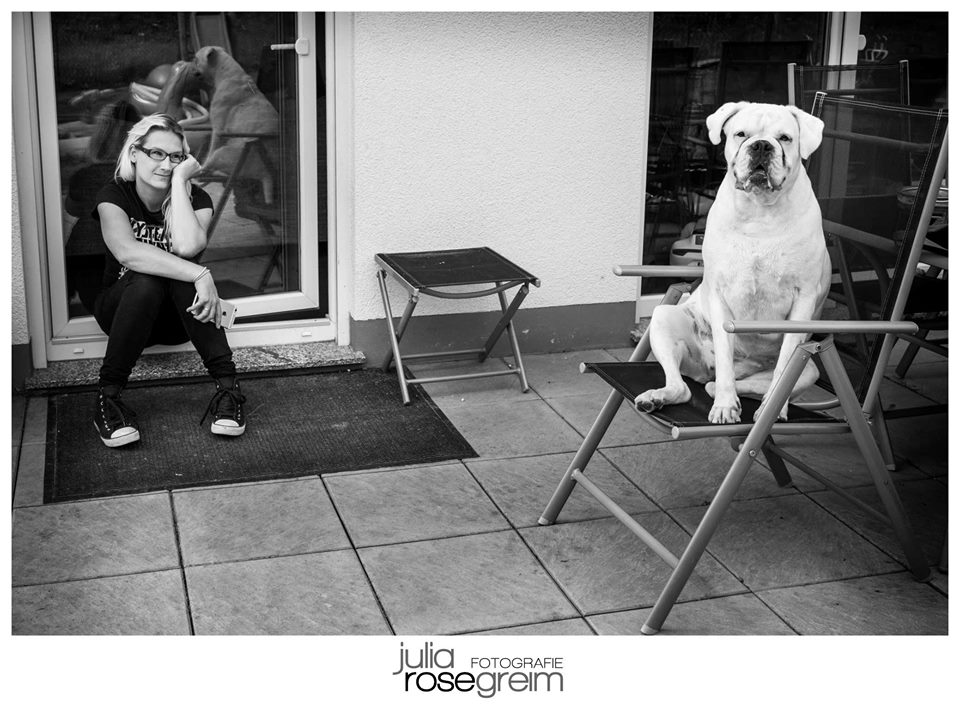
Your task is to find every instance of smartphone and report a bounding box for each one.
[191,295,238,329]
[219,299,238,329]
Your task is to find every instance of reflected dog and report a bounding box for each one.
[193,45,280,204]
[636,101,830,424]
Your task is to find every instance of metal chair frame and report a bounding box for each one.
[538,108,947,633]
[376,248,540,406]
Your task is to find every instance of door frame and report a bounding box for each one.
[13,11,345,368]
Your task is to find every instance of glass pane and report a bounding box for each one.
[643,12,828,295]
[857,12,948,108]
[51,12,312,320]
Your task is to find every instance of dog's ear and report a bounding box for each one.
[786,106,825,159]
[706,101,750,145]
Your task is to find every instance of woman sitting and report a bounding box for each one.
[92,113,246,447]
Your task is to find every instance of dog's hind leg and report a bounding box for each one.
[635,304,697,412]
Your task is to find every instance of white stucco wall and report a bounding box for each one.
[11,148,30,346]
[350,12,650,321]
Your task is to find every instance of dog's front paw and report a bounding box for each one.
[635,389,666,412]
[708,399,742,424]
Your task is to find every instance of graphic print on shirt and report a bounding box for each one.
[118,217,171,279]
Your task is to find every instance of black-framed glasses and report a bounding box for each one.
[135,145,188,164]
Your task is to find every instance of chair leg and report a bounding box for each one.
[819,344,930,581]
[377,270,416,406]
[761,441,793,487]
[540,321,656,525]
[641,342,815,635]
[894,333,925,379]
[498,287,530,392]
[539,388,625,525]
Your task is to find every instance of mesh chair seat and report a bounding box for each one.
[583,361,830,428]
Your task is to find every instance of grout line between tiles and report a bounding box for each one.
[167,492,197,635]
[320,474,397,635]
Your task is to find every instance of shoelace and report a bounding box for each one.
[99,395,136,430]
[200,387,246,426]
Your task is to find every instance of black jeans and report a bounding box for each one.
[93,271,236,388]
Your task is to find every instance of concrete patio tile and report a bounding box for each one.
[587,593,795,635]
[467,452,656,528]
[12,493,179,586]
[326,464,509,546]
[771,433,927,488]
[21,396,48,445]
[186,551,391,635]
[358,531,577,635]
[886,413,948,478]
[808,478,948,566]
[436,399,584,458]
[520,514,745,615]
[670,496,903,591]
[10,395,27,448]
[888,362,949,404]
[605,346,638,362]
[173,478,351,565]
[758,573,948,635]
[523,349,621,399]
[13,441,45,508]
[544,393,671,447]
[12,570,189,635]
[408,357,532,408]
[876,374,944,411]
[929,570,947,595]
[602,438,806,510]
[468,618,595,635]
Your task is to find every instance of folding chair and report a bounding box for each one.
[787,60,910,112]
[376,248,540,405]
[539,98,947,636]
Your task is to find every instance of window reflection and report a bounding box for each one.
[52,12,303,320]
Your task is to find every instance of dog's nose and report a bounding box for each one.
[749,140,774,156]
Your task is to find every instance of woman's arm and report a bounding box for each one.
[98,202,222,325]
[167,155,210,258]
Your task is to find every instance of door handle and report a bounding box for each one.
[270,37,309,56]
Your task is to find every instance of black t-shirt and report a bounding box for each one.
[93,179,213,287]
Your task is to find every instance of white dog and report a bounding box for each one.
[636,101,831,423]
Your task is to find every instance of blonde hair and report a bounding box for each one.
[114,113,192,232]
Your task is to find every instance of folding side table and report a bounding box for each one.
[375,247,541,405]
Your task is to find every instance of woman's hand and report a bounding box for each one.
[172,154,203,183]
[187,269,222,327]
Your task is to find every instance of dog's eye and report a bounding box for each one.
[778,134,793,142]
[734,131,746,138]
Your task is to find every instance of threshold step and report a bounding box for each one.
[24,342,367,393]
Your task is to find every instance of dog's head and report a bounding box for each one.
[192,46,232,87]
[706,101,823,197]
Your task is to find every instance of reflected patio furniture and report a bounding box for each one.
[806,92,948,420]
[787,60,910,112]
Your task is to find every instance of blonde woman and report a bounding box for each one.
[92,113,246,447]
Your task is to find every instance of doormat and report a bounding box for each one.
[43,369,477,503]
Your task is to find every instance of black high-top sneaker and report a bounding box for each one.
[202,377,246,436]
[94,385,140,448]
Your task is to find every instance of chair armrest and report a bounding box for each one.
[614,265,705,278]
[723,320,919,335]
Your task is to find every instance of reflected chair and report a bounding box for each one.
[807,93,948,418]
[787,60,910,112]
[538,100,947,636]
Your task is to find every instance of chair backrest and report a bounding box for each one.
[717,40,813,105]
[807,92,948,398]
[788,61,910,112]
